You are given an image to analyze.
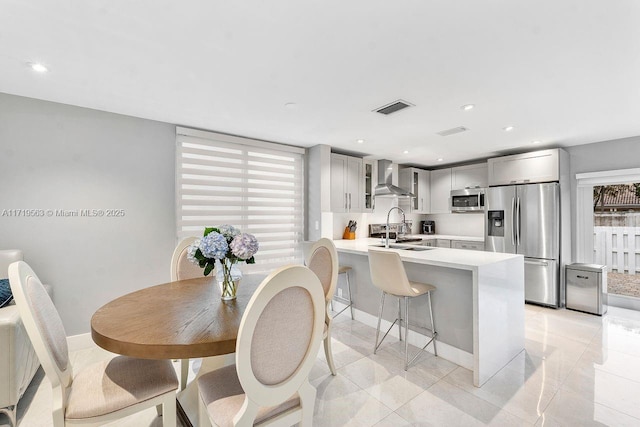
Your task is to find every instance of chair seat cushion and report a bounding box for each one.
[65,356,178,419]
[409,281,436,296]
[198,364,300,427]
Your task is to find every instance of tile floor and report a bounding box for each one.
[3,304,640,426]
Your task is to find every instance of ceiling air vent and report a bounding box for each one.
[374,99,414,115]
[437,126,469,136]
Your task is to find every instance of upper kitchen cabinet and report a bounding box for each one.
[430,168,452,213]
[488,149,562,186]
[363,159,377,212]
[399,167,430,213]
[451,163,488,190]
[331,153,363,213]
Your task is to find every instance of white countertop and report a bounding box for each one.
[416,234,484,242]
[333,238,521,271]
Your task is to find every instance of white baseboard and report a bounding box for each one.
[67,332,94,352]
[608,294,640,312]
[332,300,474,370]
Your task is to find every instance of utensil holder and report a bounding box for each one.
[343,227,356,240]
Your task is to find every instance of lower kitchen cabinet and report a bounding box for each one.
[436,239,451,248]
[452,240,484,251]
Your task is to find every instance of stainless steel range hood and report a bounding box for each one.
[374,159,415,198]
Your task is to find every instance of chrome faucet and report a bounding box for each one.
[385,207,406,248]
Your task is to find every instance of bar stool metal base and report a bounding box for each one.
[373,291,437,370]
[330,266,354,319]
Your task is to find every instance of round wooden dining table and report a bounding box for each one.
[91,274,266,427]
[91,274,265,360]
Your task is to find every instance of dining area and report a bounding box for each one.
[6,229,640,426]
[5,227,351,427]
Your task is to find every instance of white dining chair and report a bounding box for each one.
[197,265,325,426]
[170,236,205,390]
[303,240,354,320]
[305,238,339,376]
[9,261,179,427]
[171,236,204,283]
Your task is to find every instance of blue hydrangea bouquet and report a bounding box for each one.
[187,225,259,300]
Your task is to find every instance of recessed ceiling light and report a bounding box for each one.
[29,62,49,73]
[437,158,444,162]
[532,140,541,144]
[461,104,475,111]
[403,150,409,154]
[503,126,515,132]
[356,139,364,144]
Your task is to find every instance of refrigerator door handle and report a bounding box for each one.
[516,196,521,246]
[525,259,549,267]
[511,197,516,246]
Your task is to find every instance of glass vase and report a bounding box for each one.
[215,259,242,300]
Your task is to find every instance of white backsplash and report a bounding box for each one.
[328,196,486,240]
[331,197,428,239]
[424,213,485,237]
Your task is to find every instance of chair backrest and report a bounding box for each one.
[8,261,72,394]
[170,237,204,281]
[368,249,414,296]
[304,238,338,303]
[235,265,324,410]
[0,249,23,278]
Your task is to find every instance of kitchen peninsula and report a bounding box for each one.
[333,238,525,387]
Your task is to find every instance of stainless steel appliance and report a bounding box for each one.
[421,220,435,234]
[369,222,426,244]
[450,188,485,212]
[485,183,560,307]
[566,263,607,315]
[374,159,415,198]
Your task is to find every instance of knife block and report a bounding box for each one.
[342,227,356,240]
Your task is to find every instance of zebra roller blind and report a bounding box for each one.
[176,127,305,273]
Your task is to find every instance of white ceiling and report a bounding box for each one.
[1,1,639,167]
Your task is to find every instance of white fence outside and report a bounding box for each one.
[594,226,640,275]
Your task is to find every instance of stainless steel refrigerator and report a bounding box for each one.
[485,183,560,307]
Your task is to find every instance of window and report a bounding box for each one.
[176,127,305,273]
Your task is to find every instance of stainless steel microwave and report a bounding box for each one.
[450,188,485,212]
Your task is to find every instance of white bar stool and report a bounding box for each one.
[330,265,354,319]
[368,249,437,370]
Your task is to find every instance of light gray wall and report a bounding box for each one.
[306,144,331,241]
[567,135,640,257]
[0,93,176,335]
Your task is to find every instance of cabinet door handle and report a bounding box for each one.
[349,193,352,209]
[577,275,589,280]
[344,193,348,210]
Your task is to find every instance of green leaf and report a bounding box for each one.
[246,256,255,264]
[203,262,215,276]
[204,227,218,236]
